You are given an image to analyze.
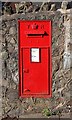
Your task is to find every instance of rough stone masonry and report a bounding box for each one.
[0,7,72,119]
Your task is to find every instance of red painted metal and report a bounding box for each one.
[18,20,52,98]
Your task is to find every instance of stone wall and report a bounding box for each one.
[0,10,71,119]
[1,1,72,16]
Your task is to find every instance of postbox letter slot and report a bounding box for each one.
[25,31,48,38]
[27,34,43,37]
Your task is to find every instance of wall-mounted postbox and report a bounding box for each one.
[18,20,52,98]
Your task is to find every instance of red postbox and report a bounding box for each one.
[18,20,52,98]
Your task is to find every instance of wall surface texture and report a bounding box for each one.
[0,10,72,119]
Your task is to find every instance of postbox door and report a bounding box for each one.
[22,48,50,95]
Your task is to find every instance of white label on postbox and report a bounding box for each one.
[31,48,39,62]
